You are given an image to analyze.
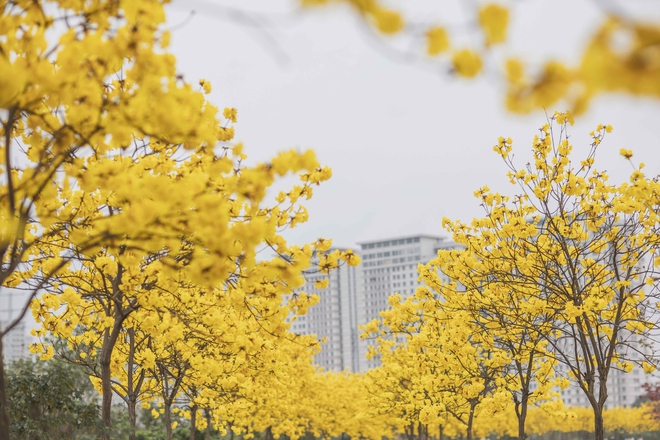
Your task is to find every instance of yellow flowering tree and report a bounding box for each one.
[436,112,660,440]
[363,290,512,440]
[0,1,362,439]
[300,1,660,114]
[422,211,564,439]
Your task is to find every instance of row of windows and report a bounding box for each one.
[362,237,421,250]
[363,255,422,267]
[310,307,338,313]
[363,247,421,260]
[366,292,387,298]
[364,271,419,288]
[364,265,417,275]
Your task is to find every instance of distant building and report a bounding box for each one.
[289,235,464,371]
[358,234,463,369]
[1,288,30,364]
[290,248,364,372]
[4,321,28,363]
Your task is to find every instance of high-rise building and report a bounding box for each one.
[289,235,463,371]
[290,248,364,372]
[358,234,463,369]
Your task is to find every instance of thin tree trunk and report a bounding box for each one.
[100,348,113,440]
[0,336,10,440]
[406,423,415,440]
[594,405,604,440]
[101,259,127,440]
[100,323,123,440]
[438,424,443,440]
[518,391,528,440]
[189,404,197,440]
[205,409,211,440]
[128,400,137,440]
[164,401,173,440]
[127,328,138,440]
[466,405,475,440]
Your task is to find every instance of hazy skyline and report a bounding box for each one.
[166,0,660,249]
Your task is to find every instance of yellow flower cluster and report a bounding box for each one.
[301,1,660,113]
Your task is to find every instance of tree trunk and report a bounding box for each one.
[0,336,10,440]
[419,423,428,440]
[517,391,528,440]
[594,405,604,440]
[127,328,137,440]
[100,260,127,440]
[100,324,123,440]
[189,404,197,440]
[466,405,475,440]
[164,401,173,440]
[406,423,415,440]
[100,354,112,440]
[128,397,137,440]
[438,424,443,440]
[205,409,211,440]
[100,357,113,439]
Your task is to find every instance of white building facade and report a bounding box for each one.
[290,248,364,372]
[4,321,28,364]
[358,234,461,369]
[289,235,463,371]
[1,288,30,364]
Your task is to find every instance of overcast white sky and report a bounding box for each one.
[164,0,660,250]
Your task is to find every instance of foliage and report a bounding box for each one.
[641,382,660,419]
[6,358,103,439]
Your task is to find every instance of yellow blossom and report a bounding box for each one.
[426,27,449,56]
[620,148,633,159]
[478,4,510,46]
[452,49,483,78]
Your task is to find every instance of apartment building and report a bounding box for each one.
[358,234,463,369]
[290,248,364,372]
[289,235,462,371]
